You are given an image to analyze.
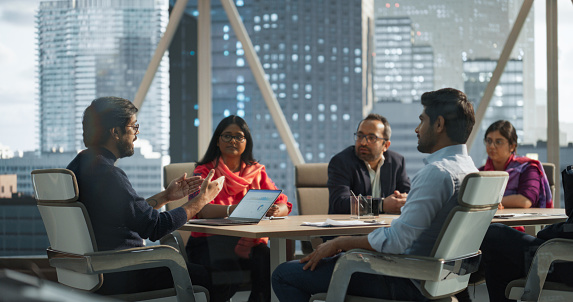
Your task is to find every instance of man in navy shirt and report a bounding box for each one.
[67,96,222,295]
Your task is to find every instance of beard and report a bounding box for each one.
[417,130,437,154]
[355,146,380,163]
[117,138,135,158]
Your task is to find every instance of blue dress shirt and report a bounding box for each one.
[368,144,478,256]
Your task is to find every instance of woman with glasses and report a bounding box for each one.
[480,120,552,211]
[185,115,291,302]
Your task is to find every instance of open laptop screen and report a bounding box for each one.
[230,189,282,219]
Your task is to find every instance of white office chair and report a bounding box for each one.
[31,168,208,302]
[310,171,509,302]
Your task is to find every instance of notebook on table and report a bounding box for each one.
[188,189,282,226]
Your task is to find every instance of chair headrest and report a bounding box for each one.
[458,171,508,208]
[295,163,328,187]
[163,162,197,189]
[31,169,79,203]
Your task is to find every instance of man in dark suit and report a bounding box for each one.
[328,114,410,214]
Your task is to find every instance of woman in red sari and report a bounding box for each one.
[479,120,552,210]
[186,115,291,302]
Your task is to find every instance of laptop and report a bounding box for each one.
[188,189,282,226]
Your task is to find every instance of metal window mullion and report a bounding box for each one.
[219,0,304,165]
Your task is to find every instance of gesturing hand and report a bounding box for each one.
[165,173,203,201]
[198,169,224,203]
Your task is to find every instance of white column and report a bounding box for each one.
[197,0,213,158]
[546,0,560,205]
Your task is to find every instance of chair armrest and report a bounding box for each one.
[519,239,573,301]
[160,231,191,264]
[325,249,481,302]
[48,245,196,301]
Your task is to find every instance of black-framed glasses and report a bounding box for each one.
[354,133,385,144]
[220,134,246,143]
[126,124,139,133]
[484,138,507,148]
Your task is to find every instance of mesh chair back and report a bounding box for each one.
[31,169,102,291]
[422,171,508,298]
[295,163,329,215]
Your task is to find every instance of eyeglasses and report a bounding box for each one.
[220,134,246,143]
[484,138,507,148]
[354,133,386,144]
[126,124,139,133]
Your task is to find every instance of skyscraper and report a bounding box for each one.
[36,0,170,155]
[374,0,534,98]
[373,16,434,103]
[372,0,535,171]
[168,8,199,163]
[464,59,525,166]
[171,0,374,209]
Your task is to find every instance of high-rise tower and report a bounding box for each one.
[36,0,170,155]
[373,0,535,174]
[171,0,374,209]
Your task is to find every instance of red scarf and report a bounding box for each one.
[214,157,264,196]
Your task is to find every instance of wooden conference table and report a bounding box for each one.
[180,208,567,301]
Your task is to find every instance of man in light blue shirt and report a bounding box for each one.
[272,88,478,301]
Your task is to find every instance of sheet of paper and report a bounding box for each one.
[494,213,566,218]
[301,218,386,227]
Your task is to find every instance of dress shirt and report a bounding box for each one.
[368,144,478,255]
[364,154,384,198]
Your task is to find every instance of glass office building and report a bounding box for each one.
[36,0,170,155]
[464,59,525,166]
[171,0,374,208]
[373,0,536,142]
[373,17,434,103]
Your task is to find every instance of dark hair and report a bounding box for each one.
[197,115,257,166]
[421,88,475,144]
[357,113,392,140]
[485,120,518,153]
[82,97,138,147]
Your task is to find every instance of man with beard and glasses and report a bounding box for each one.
[272,88,477,301]
[328,114,410,215]
[66,97,223,296]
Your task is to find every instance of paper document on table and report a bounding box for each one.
[494,213,565,218]
[301,218,386,227]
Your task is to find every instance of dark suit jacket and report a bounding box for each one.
[327,146,410,214]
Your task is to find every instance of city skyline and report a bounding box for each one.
[171,0,375,206]
[35,0,171,155]
[1,0,573,152]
